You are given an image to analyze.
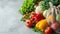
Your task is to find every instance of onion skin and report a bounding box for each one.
[51,22,60,31]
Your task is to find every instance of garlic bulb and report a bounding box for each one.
[35,6,42,14]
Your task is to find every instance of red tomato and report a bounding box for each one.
[26,23,33,28]
[26,19,32,23]
[26,19,33,28]
[45,27,52,34]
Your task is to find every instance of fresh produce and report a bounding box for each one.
[19,0,40,15]
[21,14,31,21]
[34,5,38,9]
[50,0,59,6]
[35,6,42,14]
[40,31,44,34]
[43,0,60,6]
[30,12,36,17]
[39,1,50,12]
[38,0,60,12]
[56,14,60,22]
[23,14,27,18]
[33,27,40,32]
[26,13,45,28]
[26,19,32,24]
[26,19,33,28]
[45,27,52,34]
[36,19,49,31]
[43,10,48,17]
[19,0,60,34]
[47,14,55,23]
[32,13,45,21]
[51,22,60,30]
[26,23,33,28]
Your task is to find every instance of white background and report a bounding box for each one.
[0,0,39,34]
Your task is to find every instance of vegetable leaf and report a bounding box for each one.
[39,1,50,12]
[33,27,40,32]
[40,31,44,34]
[19,0,40,15]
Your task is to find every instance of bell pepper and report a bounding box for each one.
[36,19,49,31]
[32,13,45,22]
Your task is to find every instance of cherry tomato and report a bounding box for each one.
[45,27,52,34]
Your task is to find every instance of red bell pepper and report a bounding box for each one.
[32,13,45,22]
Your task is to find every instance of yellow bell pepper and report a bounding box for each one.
[36,19,49,31]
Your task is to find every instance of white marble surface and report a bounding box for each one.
[0,0,39,34]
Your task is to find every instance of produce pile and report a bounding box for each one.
[19,0,60,34]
